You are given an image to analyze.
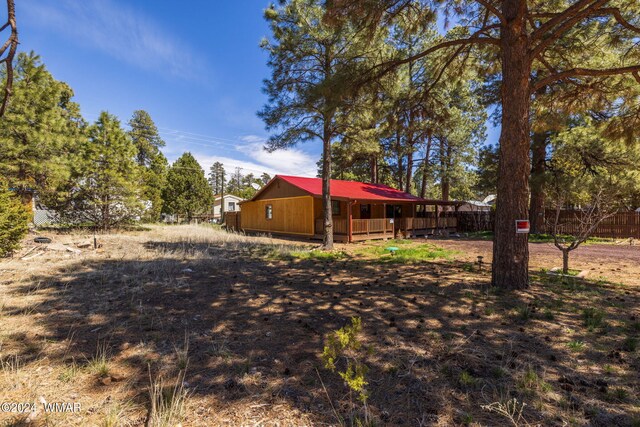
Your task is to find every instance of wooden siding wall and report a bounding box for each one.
[255,178,309,200]
[241,196,314,235]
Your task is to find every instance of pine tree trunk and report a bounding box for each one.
[370,155,377,184]
[529,131,547,234]
[492,0,531,290]
[420,134,432,199]
[322,122,334,250]
[395,130,403,190]
[405,142,413,194]
[439,138,450,201]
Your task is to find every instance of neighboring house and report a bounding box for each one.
[213,194,244,220]
[235,175,462,242]
[457,200,493,212]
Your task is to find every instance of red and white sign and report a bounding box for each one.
[516,220,530,234]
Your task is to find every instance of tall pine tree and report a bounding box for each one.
[0,52,84,198]
[128,110,168,222]
[326,0,640,289]
[61,112,143,230]
[259,0,384,249]
[162,153,213,221]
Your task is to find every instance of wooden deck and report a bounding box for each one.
[313,217,456,242]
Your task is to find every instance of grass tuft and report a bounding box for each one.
[582,308,606,331]
[88,342,111,377]
[147,368,189,427]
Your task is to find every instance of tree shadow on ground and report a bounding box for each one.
[3,238,639,426]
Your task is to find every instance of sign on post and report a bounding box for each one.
[516,219,530,234]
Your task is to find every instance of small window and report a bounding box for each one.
[265,204,273,220]
[331,200,341,216]
[228,202,235,211]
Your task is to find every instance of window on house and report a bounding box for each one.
[265,204,273,220]
[228,202,236,211]
[331,200,341,216]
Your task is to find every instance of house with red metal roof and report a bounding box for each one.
[229,175,461,242]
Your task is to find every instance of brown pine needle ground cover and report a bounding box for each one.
[0,225,638,426]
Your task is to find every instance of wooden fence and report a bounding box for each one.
[455,211,493,233]
[541,210,640,239]
[453,210,640,239]
[224,211,241,231]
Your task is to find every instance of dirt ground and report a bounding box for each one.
[427,238,640,287]
[0,225,638,426]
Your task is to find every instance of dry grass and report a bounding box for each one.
[0,224,638,426]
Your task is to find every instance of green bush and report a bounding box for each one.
[323,317,369,403]
[0,184,29,257]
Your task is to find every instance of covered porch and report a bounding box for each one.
[313,198,461,243]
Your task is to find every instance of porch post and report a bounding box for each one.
[348,200,353,243]
[412,203,416,238]
[383,203,387,239]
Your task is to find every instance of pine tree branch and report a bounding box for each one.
[473,0,506,25]
[367,33,498,86]
[530,0,602,42]
[531,64,640,93]
[530,0,609,57]
[590,7,640,33]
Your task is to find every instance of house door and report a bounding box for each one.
[360,204,371,219]
[385,205,402,218]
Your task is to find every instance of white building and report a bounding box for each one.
[212,195,244,220]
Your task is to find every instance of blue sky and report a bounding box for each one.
[18,0,499,179]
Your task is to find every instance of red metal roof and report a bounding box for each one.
[276,175,428,202]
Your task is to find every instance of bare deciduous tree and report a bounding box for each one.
[548,190,617,274]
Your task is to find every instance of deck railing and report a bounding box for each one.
[315,218,348,235]
[352,218,393,234]
[315,217,456,236]
[401,216,456,230]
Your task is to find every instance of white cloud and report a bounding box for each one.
[237,135,318,177]
[22,0,203,80]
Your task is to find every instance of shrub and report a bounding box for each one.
[622,337,637,352]
[323,317,369,402]
[582,308,606,331]
[0,182,30,257]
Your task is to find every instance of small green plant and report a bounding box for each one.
[458,370,477,387]
[622,336,637,352]
[484,307,495,316]
[461,413,474,425]
[88,342,111,377]
[542,308,554,320]
[582,308,606,331]
[0,180,30,257]
[608,387,628,402]
[515,305,532,322]
[567,340,586,352]
[323,317,370,424]
[519,366,552,394]
[58,358,79,383]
